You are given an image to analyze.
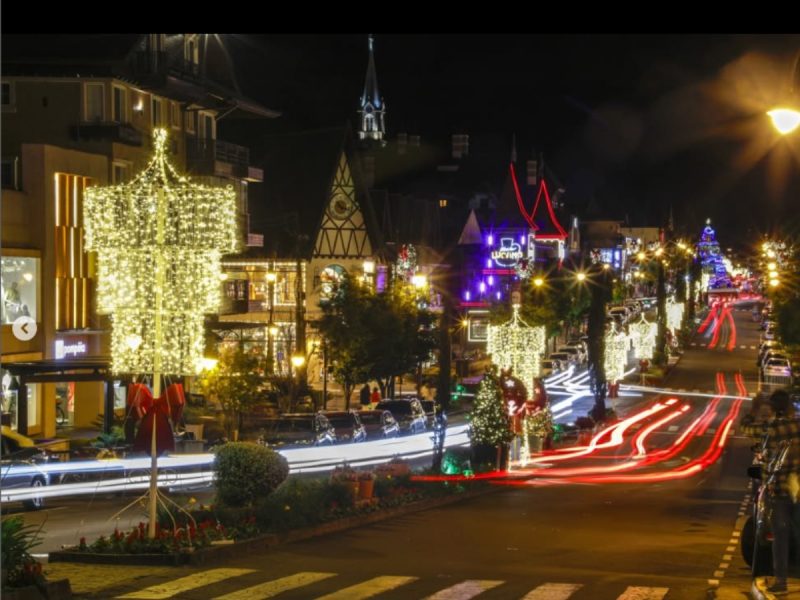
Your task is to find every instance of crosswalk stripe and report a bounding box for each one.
[315,576,417,600]
[616,586,669,600]
[521,582,583,599]
[116,568,256,599]
[213,572,336,600]
[425,579,504,600]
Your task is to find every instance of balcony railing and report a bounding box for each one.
[71,122,144,146]
[186,139,261,181]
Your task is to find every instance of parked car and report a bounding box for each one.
[540,359,559,377]
[321,411,366,444]
[558,345,586,364]
[259,413,337,448]
[549,352,576,370]
[760,351,789,371]
[762,326,777,342]
[420,399,441,428]
[1,426,51,510]
[763,358,792,379]
[375,399,427,435]
[757,340,782,365]
[357,410,399,440]
[608,306,630,323]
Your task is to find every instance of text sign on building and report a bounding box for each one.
[490,238,524,267]
[55,339,87,359]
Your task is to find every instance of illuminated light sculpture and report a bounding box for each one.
[487,304,546,387]
[630,314,656,360]
[84,129,238,538]
[604,324,628,384]
[667,298,685,333]
[85,129,239,376]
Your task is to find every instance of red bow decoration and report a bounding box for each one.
[130,383,185,456]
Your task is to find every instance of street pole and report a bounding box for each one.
[266,267,276,374]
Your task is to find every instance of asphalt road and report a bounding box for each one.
[42,306,765,600]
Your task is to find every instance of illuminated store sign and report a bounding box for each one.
[55,340,87,359]
[490,238,524,267]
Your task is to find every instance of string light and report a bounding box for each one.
[667,298,685,333]
[604,324,628,383]
[84,129,239,375]
[487,305,546,387]
[630,314,656,360]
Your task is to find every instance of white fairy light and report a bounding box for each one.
[487,305,546,388]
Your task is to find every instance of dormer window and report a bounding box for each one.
[185,34,200,67]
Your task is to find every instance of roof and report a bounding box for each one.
[251,126,382,259]
[458,210,483,245]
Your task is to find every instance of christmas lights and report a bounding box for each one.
[469,371,515,447]
[84,129,239,375]
[630,314,656,360]
[487,305,546,387]
[667,298,685,333]
[604,324,628,383]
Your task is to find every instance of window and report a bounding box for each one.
[170,102,181,129]
[198,112,215,140]
[1,157,19,190]
[439,199,448,208]
[112,161,130,184]
[1,81,14,109]
[151,97,163,128]
[1,370,39,431]
[112,86,127,123]
[185,110,195,134]
[85,83,105,122]
[185,34,200,65]
[1,256,40,324]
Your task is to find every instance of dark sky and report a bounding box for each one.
[221,34,800,249]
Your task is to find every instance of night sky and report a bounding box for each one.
[219,34,800,250]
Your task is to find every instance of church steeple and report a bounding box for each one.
[358,34,386,143]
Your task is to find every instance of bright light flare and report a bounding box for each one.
[768,108,800,135]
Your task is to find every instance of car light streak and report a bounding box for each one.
[725,306,737,351]
[633,405,690,456]
[698,304,719,334]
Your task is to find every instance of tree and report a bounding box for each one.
[586,266,612,422]
[470,369,515,448]
[654,260,668,366]
[316,275,372,408]
[197,346,264,440]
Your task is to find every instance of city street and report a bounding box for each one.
[46,307,762,600]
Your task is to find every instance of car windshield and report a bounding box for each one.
[270,419,313,432]
[359,413,382,425]
[327,416,356,429]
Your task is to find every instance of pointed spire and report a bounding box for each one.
[458,210,483,245]
[358,34,386,143]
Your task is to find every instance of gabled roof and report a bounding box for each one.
[529,179,568,240]
[251,126,382,260]
[458,210,483,245]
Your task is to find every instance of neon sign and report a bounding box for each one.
[55,339,87,359]
[490,237,524,267]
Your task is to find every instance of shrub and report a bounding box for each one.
[214,442,288,507]
[1,516,45,589]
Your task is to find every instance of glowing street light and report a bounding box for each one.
[770,278,780,288]
[768,108,800,135]
[412,273,428,289]
[575,271,587,282]
[291,354,306,369]
[532,276,545,288]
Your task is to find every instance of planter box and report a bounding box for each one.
[48,488,493,567]
[2,579,72,600]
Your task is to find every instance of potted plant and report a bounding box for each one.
[524,407,553,454]
[357,471,375,500]
[330,464,360,503]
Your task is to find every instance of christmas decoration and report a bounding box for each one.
[487,305,546,387]
[84,129,239,375]
[469,370,515,447]
[395,244,418,283]
[696,221,730,289]
[604,324,628,384]
[667,298,685,333]
[630,314,656,360]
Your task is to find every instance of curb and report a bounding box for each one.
[49,485,495,567]
[750,577,800,599]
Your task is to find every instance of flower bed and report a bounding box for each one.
[51,460,489,566]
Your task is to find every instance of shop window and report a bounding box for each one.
[1,256,39,324]
[1,370,38,431]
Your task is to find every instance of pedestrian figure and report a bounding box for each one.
[741,390,800,594]
[370,386,381,406]
[359,383,371,409]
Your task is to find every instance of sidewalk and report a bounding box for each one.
[750,576,800,599]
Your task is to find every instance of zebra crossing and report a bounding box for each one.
[113,569,673,600]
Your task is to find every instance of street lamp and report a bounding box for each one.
[768,52,800,135]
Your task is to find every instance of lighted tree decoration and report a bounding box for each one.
[630,314,656,360]
[394,244,418,283]
[487,305,546,388]
[84,129,239,537]
[469,369,515,466]
[604,324,628,385]
[667,298,685,333]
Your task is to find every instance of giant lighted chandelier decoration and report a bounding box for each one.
[84,129,239,376]
[667,297,685,334]
[604,323,629,383]
[630,313,656,360]
[487,305,546,388]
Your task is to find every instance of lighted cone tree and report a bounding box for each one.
[487,305,546,388]
[630,314,656,360]
[469,369,515,468]
[84,129,239,537]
